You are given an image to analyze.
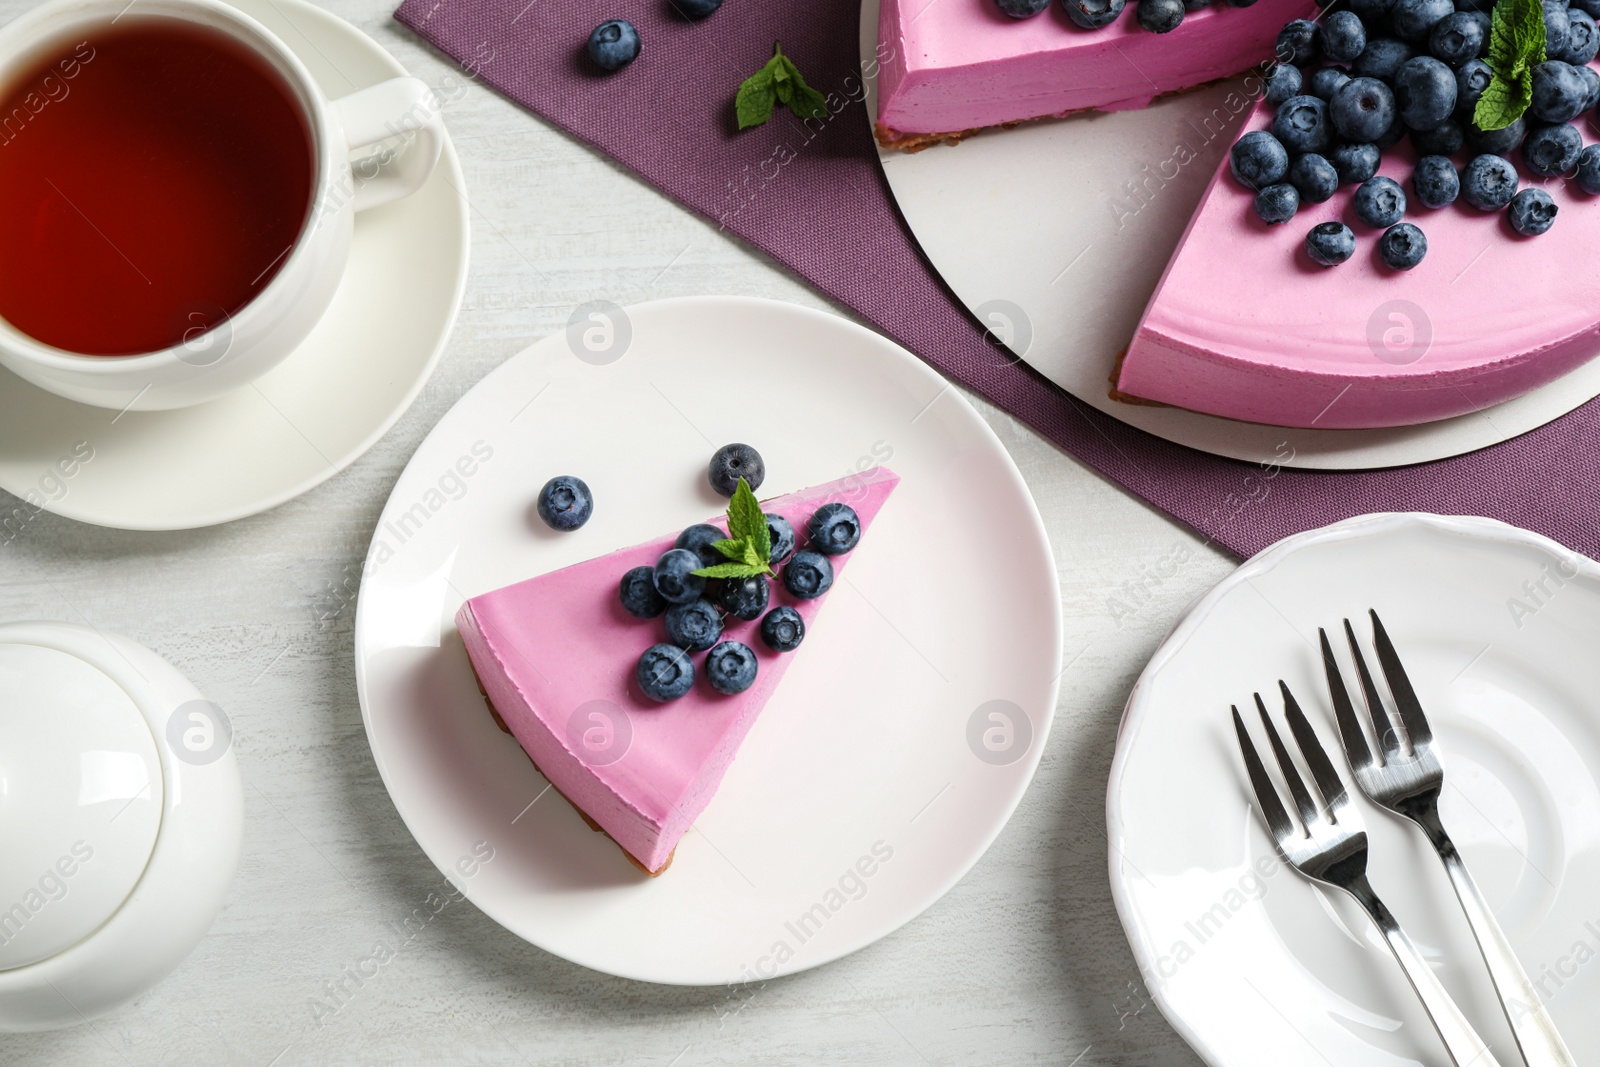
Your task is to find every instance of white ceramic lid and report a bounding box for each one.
[0,643,163,971]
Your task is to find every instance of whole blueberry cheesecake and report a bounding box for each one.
[875,0,1319,150]
[1115,0,1600,428]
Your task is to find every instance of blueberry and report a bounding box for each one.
[1467,116,1525,155]
[765,513,796,563]
[1578,143,1600,193]
[995,0,1051,14]
[1428,11,1484,65]
[1265,64,1303,106]
[1273,95,1334,153]
[1522,123,1583,176]
[1392,0,1453,39]
[704,641,758,695]
[1508,188,1558,235]
[1355,176,1408,227]
[1183,0,1212,9]
[708,443,764,497]
[1229,130,1290,189]
[782,549,834,599]
[1378,223,1428,269]
[1309,67,1352,100]
[671,0,723,16]
[808,502,862,555]
[1374,112,1411,148]
[1455,58,1492,117]
[1321,11,1367,61]
[1255,183,1300,223]
[1289,154,1340,202]
[1350,0,1396,23]
[620,565,668,618]
[1062,0,1126,28]
[587,20,641,72]
[1352,38,1413,79]
[1276,20,1320,65]
[676,523,726,567]
[1137,0,1186,31]
[637,643,694,703]
[1332,77,1399,142]
[1411,120,1463,154]
[1575,0,1600,17]
[1394,57,1458,128]
[717,575,770,621]
[1545,1,1572,57]
[1412,155,1460,207]
[1562,11,1600,64]
[1331,142,1381,184]
[653,548,706,604]
[1531,61,1590,123]
[1305,222,1357,266]
[1577,64,1600,112]
[537,476,593,531]
[1453,0,1493,11]
[759,606,806,653]
[1460,153,1519,209]
[665,598,724,651]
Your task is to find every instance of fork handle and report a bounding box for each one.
[1415,810,1578,1067]
[1347,876,1508,1067]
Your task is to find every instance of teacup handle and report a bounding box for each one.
[330,77,445,212]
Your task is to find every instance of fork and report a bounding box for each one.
[1322,611,1576,1067]
[1233,687,1506,1067]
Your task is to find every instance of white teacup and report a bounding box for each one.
[0,0,444,411]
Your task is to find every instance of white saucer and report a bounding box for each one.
[354,296,1062,985]
[1109,513,1600,1065]
[860,0,1600,471]
[0,0,468,530]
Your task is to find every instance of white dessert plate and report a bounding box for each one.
[860,0,1600,471]
[0,0,468,530]
[1108,513,1600,1066]
[353,296,1062,985]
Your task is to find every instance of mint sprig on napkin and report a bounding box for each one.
[1475,0,1547,131]
[736,42,829,129]
[691,478,774,578]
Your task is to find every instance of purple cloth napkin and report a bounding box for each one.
[395,0,1600,559]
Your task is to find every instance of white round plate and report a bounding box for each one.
[353,296,1061,984]
[1108,513,1600,1066]
[860,0,1600,471]
[0,0,468,530]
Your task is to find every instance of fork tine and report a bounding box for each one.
[1320,627,1374,771]
[1232,705,1296,843]
[1280,680,1349,813]
[1343,617,1402,759]
[1369,610,1434,746]
[1255,693,1324,830]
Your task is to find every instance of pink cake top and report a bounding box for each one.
[1119,97,1600,428]
[876,0,1316,133]
[456,468,900,872]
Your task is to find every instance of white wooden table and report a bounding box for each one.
[0,1,1237,1060]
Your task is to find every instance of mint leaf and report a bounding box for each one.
[698,478,772,577]
[692,561,769,579]
[736,68,776,130]
[774,55,829,120]
[726,478,765,544]
[735,43,830,130]
[1476,0,1545,130]
[711,538,747,561]
[1475,76,1531,131]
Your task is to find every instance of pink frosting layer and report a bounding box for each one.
[456,467,900,873]
[1118,96,1600,429]
[875,0,1316,135]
